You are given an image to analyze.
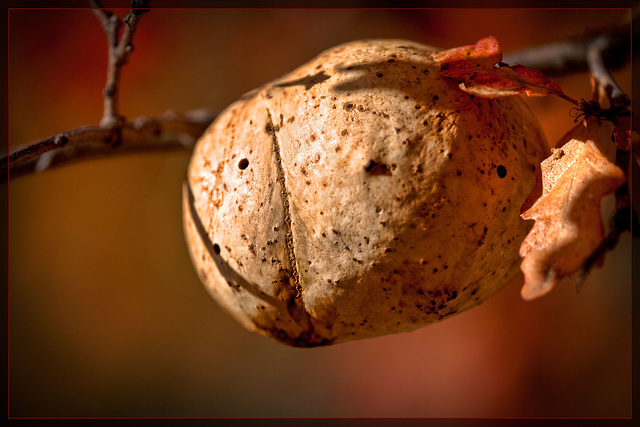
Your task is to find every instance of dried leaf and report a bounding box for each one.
[612,114,640,152]
[434,36,577,104]
[519,117,626,300]
[434,36,502,79]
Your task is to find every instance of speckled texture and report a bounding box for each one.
[183,39,548,346]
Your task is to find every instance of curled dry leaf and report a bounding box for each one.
[518,117,626,300]
[434,36,578,104]
[433,36,502,79]
[612,114,640,152]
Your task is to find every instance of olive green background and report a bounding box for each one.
[8,7,633,418]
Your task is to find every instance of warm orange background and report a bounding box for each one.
[8,7,633,418]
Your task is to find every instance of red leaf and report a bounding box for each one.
[509,65,568,97]
[434,36,577,104]
[434,36,502,79]
[518,118,626,300]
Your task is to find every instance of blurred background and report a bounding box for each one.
[7,6,633,418]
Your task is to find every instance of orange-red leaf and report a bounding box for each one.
[519,118,626,300]
[434,36,577,104]
[434,36,502,79]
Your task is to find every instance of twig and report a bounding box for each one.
[586,34,631,110]
[90,0,150,129]
[503,16,636,76]
[576,148,637,289]
[573,30,635,287]
[1,0,214,184]
[2,109,217,182]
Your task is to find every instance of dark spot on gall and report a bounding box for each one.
[364,159,392,176]
[213,244,221,255]
[238,158,249,170]
[497,165,507,178]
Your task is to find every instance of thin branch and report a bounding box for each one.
[573,31,635,287]
[503,38,591,75]
[576,148,637,288]
[89,0,112,32]
[503,16,636,76]
[586,34,631,110]
[91,0,150,129]
[2,109,216,182]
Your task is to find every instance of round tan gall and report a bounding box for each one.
[183,39,548,347]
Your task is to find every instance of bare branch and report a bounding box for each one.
[572,31,635,288]
[503,38,591,75]
[503,17,636,76]
[2,1,214,184]
[92,0,150,129]
[586,35,631,110]
[89,0,112,32]
[575,148,637,288]
[2,109,217,182]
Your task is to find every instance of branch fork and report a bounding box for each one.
[90,0,149,129]
[1,1,217,182]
